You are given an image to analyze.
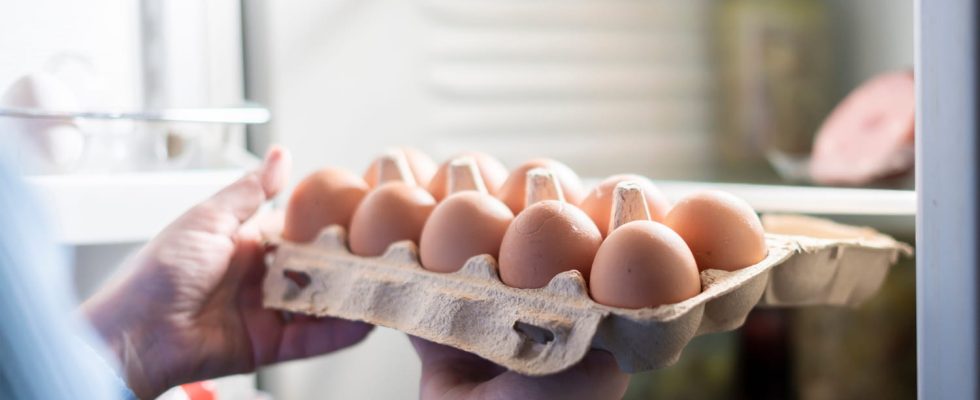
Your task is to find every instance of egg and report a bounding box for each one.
[282,167,369,242]
[579,174,672,237]
[496,158,585,214]
[0,73,85,172]
[427,152,508,201]
[420,157,514,272]
[498,168,601,289]
[586,181,699,308]
[590,221,700,308]
[664,190,767,271]
[363,147,437,188]
[420,192,514,272]
[349,153,437,256]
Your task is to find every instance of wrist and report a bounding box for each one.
[82,286,164,399]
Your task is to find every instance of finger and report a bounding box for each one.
[276,317,374,362]
[481,350,630,400]
[253,209,285,243]
[206,146,292,225]
[409,336,504,375]
[411,334,629,400]
[408,336,506,399]
[229,218,267,285]
[260,145,291,198]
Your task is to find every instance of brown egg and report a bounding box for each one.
[363,147,437,189]
[496,158,584,214]
[590,221,700,308]
[590,181,701,308]
[349,152,437,256]
[282,168,369,242]
[348,183,436,256]
[420,158,514,272]
[420,192,514,272]
[579,174,672,237]
[499,200,601,288]
[498,168,599,288]
[427,152,508,201]
[664,190,767,271]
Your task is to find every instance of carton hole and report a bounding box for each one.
[283,269,311,289]
[513,321,555,345]
[829,246,841,261]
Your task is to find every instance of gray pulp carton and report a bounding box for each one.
[262,214,911,375]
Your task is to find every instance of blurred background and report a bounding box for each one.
[1,0,914,399]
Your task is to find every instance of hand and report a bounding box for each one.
[409,336,630,400]
[82,147,373,399]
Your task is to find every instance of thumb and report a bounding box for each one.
[206,146,292,225]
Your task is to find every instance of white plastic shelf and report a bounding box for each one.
[28,169,246,245]
[580,179,915,237]
[34,172,915,246]
[655,181,916,238]
[654,181,915,216]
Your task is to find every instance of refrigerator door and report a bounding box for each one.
[916,0,979,398]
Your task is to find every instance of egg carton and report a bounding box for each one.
[262,214,911,375]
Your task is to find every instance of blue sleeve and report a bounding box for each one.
[0,151,129,399]
[75,337,138,400]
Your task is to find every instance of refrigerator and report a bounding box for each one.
[2,0,973,398]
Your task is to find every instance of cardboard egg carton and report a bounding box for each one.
[262,213,911,375]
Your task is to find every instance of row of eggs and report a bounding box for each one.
[282,148,768,309]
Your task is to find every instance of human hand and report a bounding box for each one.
[82,147,373,399]
[409,336,630,400]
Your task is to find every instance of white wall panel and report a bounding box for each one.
[0,0,141,109]
[249,0,714,184]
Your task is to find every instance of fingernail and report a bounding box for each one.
[261,145,291,197]
[263,146,282,168]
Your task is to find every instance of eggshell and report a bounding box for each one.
[590,221,701,308]
[496,158,585,214]
[498,200,602,288]
[427,152,508,201]
[0,73,85,172]
[419,192,514,273]
[282,167,369,242]
[579,174,672,237]
[664,190,767,271]
[348,182,437,256]
[364,147,437,188]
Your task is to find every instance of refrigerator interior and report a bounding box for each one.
[244,1,916,399]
